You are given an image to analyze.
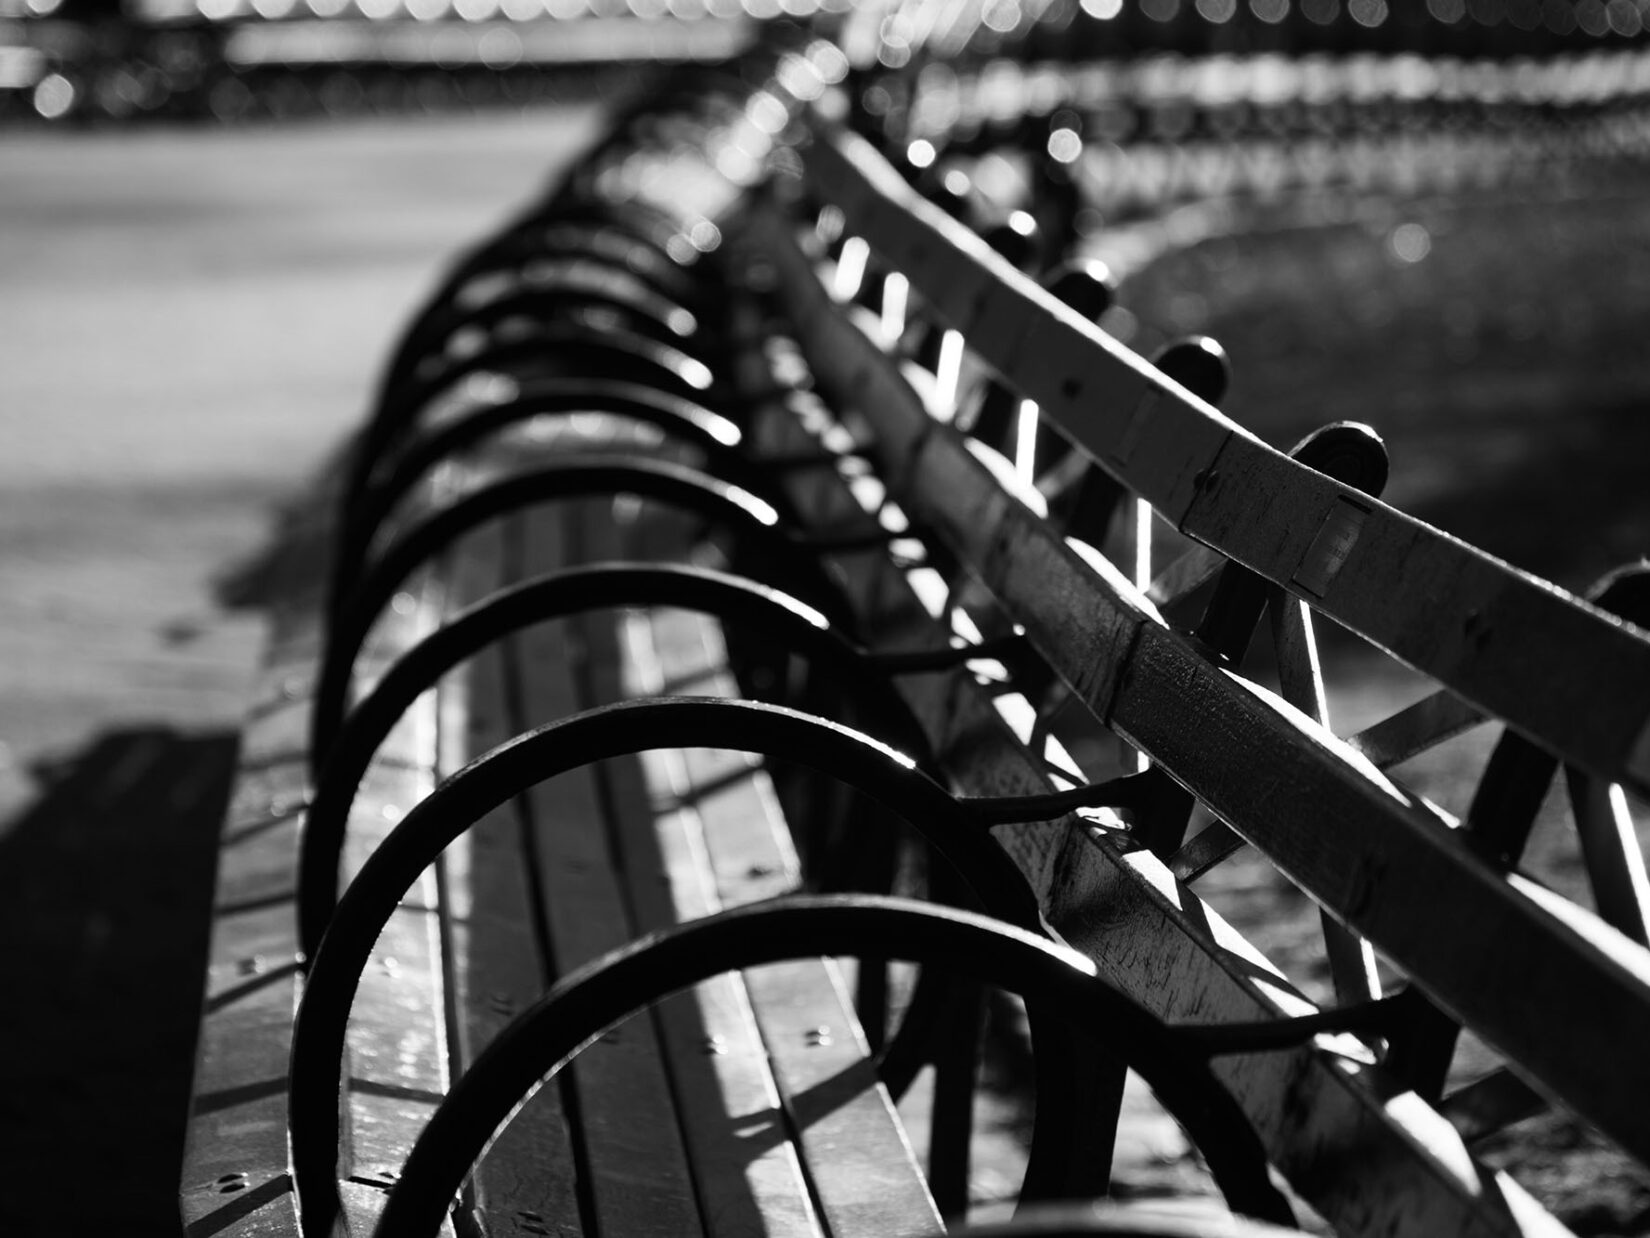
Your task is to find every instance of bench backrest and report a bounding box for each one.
[739,105,1650,1207]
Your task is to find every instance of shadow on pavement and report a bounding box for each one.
[0,727,237,1237]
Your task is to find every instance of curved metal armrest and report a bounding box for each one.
[363,896,1293,1237]
[328,380,760,622]
[290,701,1046,1234]
[309,455,858,773]
[298,563,936,960]
[369,320,719,467]
[380,274,709,408]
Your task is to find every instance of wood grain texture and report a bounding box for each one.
[571,498,825,1238]
[611,612,846,1238]
[514,503,705,1238]
[439,519,584,1238]
[739,232,1584,1237]
[801,124,1650,798]
[629,603,943,1238]
[182,466,455,1238]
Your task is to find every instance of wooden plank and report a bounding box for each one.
[733,250,1581,1237]
[799,125,1650,798]
[183,462,454,1238]
[180,1093,295,1237]
[332,569,449,1206]
[1178,432,1650,792]
[623,603,942,1238]
[557,486,831,1238]
[553,427,938,1237]
[438,517,585,1238]
[754,207,1650,1168]
[593,630,826,1238]
[512,502,705,1238]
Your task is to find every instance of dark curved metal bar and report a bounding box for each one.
[310,456,860,773]
[366,896,1295,1237]
[379,318,718,435]
[431,208,694,309]
[371,218,700,406]
[289,700,1050,1233]
[380,273,706,409]
[298,563,938,961]
[328,380,759,623]
[353,320,721,523]
[378,213,699,390]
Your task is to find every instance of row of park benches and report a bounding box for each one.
[182,25,1650,1238]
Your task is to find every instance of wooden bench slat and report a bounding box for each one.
[201,905,300,1008]
[802,124,1650,798]
[182,590,315,1238]
[343,906,448,1098]
[441,520,585,1238]
[573,440,938,1238]
[564,489,836,1238]
[623,605,944,1238]
[188,972,299,1105]
[732,268,1577,1237]
[594,662,825,1238]
[184,70,1650,1238]
[182,1159,300,1238]
[329,569,451,1205]
[753,205,1650,1170]
[516,507,706,1238]
[184,511,454,1236]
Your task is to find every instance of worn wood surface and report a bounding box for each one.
[625,603,943,1238]
[439,517,585,1238]
[514,505,705,1238]
[799,125,1650,799]
[566,420,940,1238]
[180,475,454,1237]
[739,218,1590,1236]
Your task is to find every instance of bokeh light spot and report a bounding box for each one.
[32,73,74,120]
[1389,222,1432,264]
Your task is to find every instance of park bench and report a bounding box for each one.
[180,26,1650,1238]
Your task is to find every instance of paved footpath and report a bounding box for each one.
[0,113,603,819]
[0,112,596,1236]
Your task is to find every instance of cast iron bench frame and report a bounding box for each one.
[180,33,1650,1238]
